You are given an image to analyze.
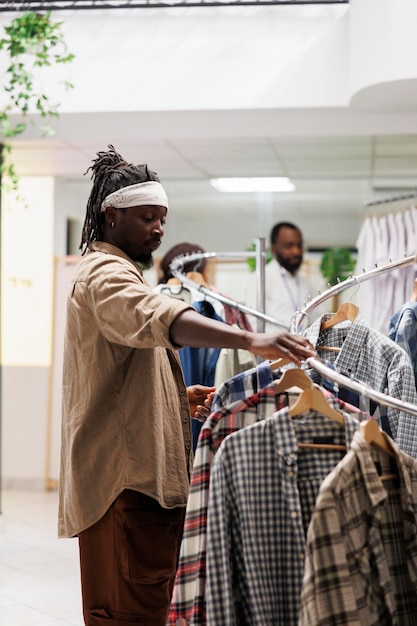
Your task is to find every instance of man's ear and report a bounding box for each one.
[104,206,116,225]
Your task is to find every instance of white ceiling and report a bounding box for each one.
[10,120,417,240]
[11,128,417,186]
[3,4,417,251]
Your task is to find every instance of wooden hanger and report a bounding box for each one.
[270,357,292,370]
[359,419,394,457]
[359,419,397,480]
[321,301,359,331]
[289,383,346,450]
[273,367,313,393]
[289,384,345,424]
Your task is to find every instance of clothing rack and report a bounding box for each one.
[306,357,417,417]
[169,245,290,330]
[363,191,417,208]
[292,252,417,334]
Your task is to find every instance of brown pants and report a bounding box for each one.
[78,490,186,625]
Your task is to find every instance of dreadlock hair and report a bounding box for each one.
[80,144,160,254]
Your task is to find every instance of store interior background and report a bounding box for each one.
[3,0,417,491]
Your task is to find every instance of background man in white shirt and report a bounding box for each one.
[246,221,324,332]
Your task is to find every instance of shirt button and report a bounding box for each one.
[186,443,191,450]
[288,471,294,478]
[183,417,188,423]
[179,390,185,396]
[291,510,298,518]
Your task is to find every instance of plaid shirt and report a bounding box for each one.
[211,360,276,412]
[205,407,360,625]
[304,314,417,456]
[299,430,417,626]
[168,378,363,626]
[168,386,286,626]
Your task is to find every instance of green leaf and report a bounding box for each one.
[245,241,273,272]
[0,10,75,175]
[320,247,355,286]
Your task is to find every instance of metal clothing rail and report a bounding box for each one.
[292,252,417,334]
[307,357,417,417]
[363,191,417,208]
[169,249,290,330]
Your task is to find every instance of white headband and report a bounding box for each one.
[101,181,169,212]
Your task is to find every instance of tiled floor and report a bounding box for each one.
[0,489,84,626]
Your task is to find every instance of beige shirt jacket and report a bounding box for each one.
[58,242,194,538]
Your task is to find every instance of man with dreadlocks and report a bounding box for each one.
[58,145,315,625]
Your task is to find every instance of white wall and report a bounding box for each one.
[350,0,417,106]
[1,178,54,489]
[2,367,49,490]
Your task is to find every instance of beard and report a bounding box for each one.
[135,253,154,270]
[276,252,302,273]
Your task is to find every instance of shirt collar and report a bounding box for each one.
[350,430,417,543]
[270,406,358,464]
[303,313,369,373]
[390,302,417,333]
[89,241,143,273]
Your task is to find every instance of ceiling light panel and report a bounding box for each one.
[210,177,295,192]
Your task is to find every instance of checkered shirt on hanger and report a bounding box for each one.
[300,429,417,626]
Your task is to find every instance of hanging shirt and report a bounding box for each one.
[179,300,224,451]
[180,300,224,387]
[213,347,258,388]
[299,430,417,626]
[403,208,417,295]
[209,284,254,331]
[205,407,359,625]
[388,301,417,390]
[211,359,276,411]
[168,380,364,626]
[168,387,287,626]
[355,212,416,334]
[354,215,376,327]
[393,210,408,307]
[303,313,417,455]
[373,214,394,333]
[153,281,226,320]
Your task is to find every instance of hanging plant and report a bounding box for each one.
[0,11,75,189]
